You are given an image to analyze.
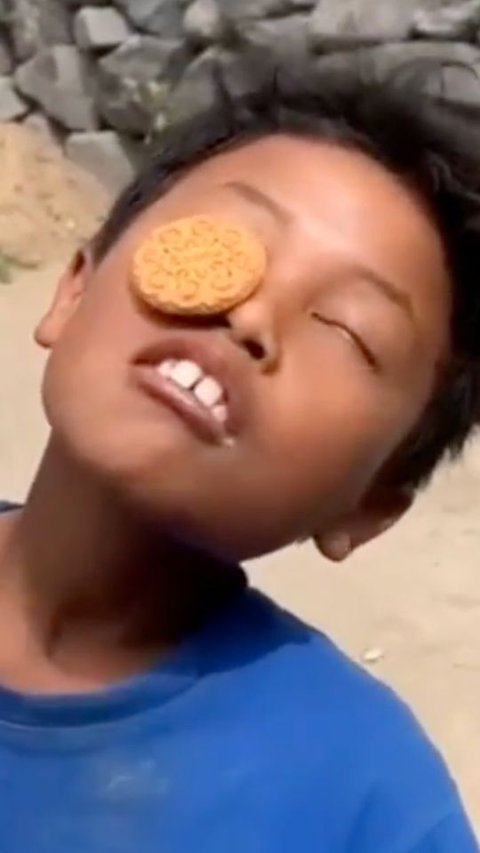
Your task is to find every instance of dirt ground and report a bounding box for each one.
[0,127,479,830]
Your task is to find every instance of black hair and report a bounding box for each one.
[92,53,480,492]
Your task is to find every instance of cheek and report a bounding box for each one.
[41,279,136,411]
[247,374,410,524]
[40,304,123,455]
[41,346,100,458]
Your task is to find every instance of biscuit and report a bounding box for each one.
[131,215,267,316]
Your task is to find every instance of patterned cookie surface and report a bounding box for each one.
[131,215,267,316]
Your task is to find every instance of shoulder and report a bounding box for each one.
[409,811,479,852]
[211,590,447,760]
[226,590,420,724]
[211,591,474,847]
[239,590,450,760]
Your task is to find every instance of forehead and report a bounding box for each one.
[130,134,449,292]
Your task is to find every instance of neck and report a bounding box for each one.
[0,440,244,689]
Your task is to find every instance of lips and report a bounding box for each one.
[132,335,244,445]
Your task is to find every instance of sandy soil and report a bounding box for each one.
[0,126,479,831]
[0,124,108,269]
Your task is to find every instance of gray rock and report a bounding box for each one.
[66,130,137,193]
[24,111,52,137]
[220,0,313,21]
[166,47,270,123]
[113,0,184,38]
[0,0,10,24]
[63,0,109,6]
[218,48,274,99]
[239,14,310,58]
[0,76,28,120]
[22,111,65,146]
[15,45,98,130]
[413,0,480,40]
[183,0,225,47]
[74,7,131,51]
[0,34,12,75]
[316,42,480,109]
[166,48,220,121]
[10,0,72,61]
[310,0,421,49]
[23,111,63,146]
[95,36,187,135]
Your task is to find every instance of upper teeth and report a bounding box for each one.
[157,359,227,421]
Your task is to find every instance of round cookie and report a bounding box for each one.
[131,215,267,316]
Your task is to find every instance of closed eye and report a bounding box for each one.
[311,312,379,371]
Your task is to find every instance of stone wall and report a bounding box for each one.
[0,0,480,192]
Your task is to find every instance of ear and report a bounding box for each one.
[34,248,93,350]
[314,486,413,563]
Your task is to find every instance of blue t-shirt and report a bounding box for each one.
[0,503,477,852]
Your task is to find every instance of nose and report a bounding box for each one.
[225,296,280,372]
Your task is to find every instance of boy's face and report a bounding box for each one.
[37,135,451,561]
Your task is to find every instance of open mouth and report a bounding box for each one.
[159,358,228,422]
[134,356,233,446]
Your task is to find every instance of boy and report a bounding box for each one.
[0,62,478,852]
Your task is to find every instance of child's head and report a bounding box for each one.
[35,61,480,562]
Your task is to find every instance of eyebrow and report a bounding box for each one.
[222,180,415,323]
[222,180,292,225]
[348,266,415,323]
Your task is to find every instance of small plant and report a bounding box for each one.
[0,251,40,284]
[0,252,13,284]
